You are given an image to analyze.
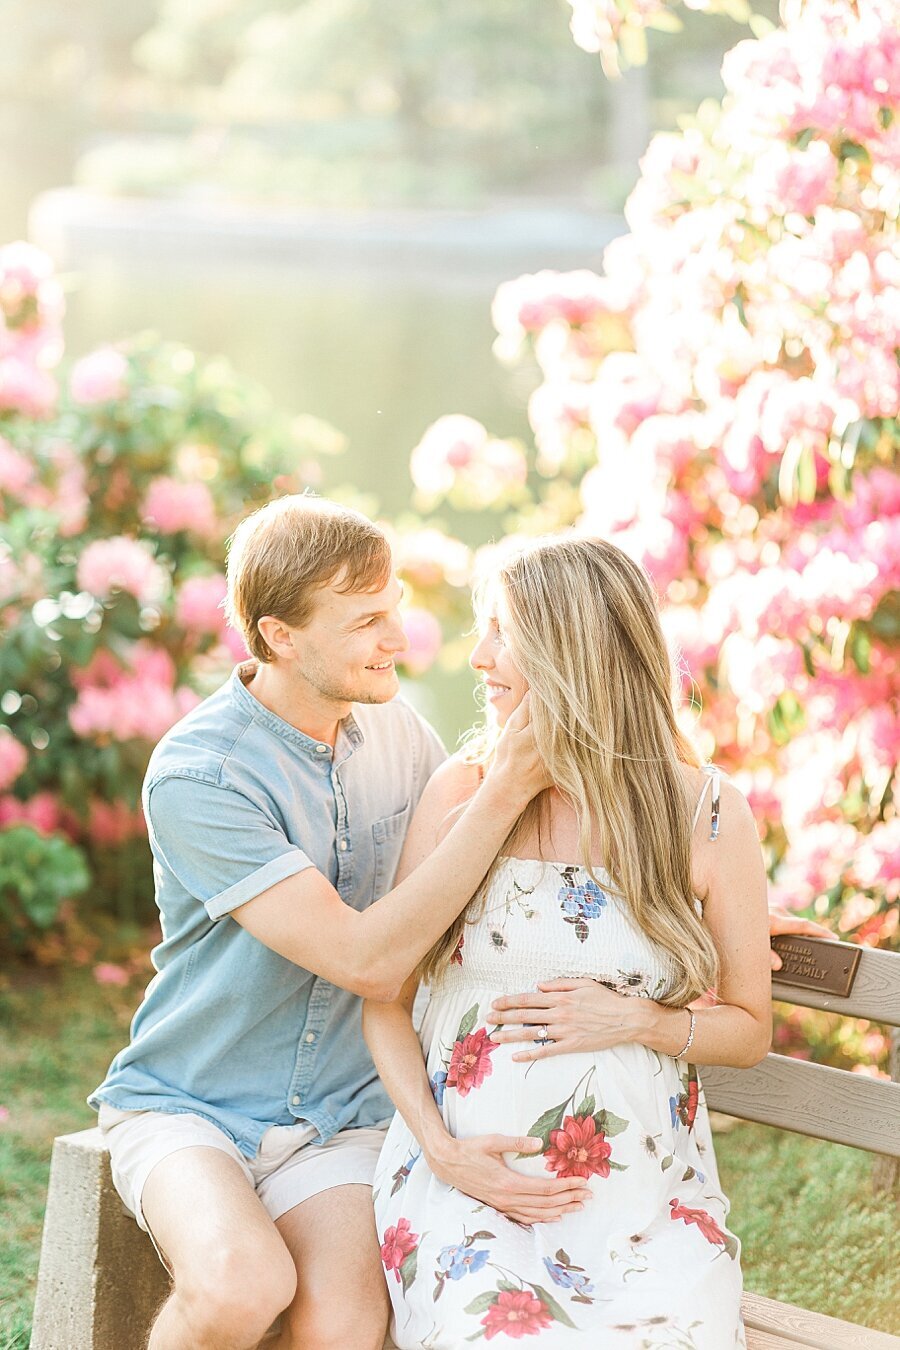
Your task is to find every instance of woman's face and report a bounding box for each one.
[469,606,529,727]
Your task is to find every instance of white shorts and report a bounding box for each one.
[98,1104,387,1259]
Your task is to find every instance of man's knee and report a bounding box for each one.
[284,1284,388,1350]
[173,1237,297,1343]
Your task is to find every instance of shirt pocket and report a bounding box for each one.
[371,801,412,899]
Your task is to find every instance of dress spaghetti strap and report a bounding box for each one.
[691,764,721,842]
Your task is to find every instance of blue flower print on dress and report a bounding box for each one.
[543,1252,595,1305]
[430,1070,448,1107]
[438,1243,490,1280]
[557,866,608,943]
[432,1227,496,1303]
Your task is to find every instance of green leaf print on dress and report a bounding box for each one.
[520,1067,629,1178]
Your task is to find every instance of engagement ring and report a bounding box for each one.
[534,1023,552,1045]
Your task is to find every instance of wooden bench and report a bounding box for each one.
[703,937,900,1350]
[30,937,900,1348]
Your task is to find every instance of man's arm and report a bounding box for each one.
[230,699,545,999]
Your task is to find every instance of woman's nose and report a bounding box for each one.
[469,635,493,671]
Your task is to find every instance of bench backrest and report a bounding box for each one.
[702,938,900,1158]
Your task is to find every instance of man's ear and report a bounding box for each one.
[257,615,295,661]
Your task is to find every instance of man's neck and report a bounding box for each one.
[241,661,349,747]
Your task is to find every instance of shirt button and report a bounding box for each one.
[291,1094,301,1105]
[305,1032,316,1044]
[315,744,329,755]
[339,840,348,852]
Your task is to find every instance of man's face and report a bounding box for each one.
[286,572,409,708]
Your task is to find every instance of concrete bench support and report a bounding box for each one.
[31,1126,398,1349]
[30,1128,171,1350]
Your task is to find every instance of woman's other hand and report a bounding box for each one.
[426,1131,591,1226]
[490,978,635,1062]
[768,907,835,971]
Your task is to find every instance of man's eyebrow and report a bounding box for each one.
[347,583,404,625]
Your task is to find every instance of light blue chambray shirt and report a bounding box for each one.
[89,663,446,1159]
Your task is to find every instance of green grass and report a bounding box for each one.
[1,962,898,1345]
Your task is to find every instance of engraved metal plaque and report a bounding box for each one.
[771,936,861,997]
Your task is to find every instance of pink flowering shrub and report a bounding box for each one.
[413,0,898,1071]
[0,295,335,941]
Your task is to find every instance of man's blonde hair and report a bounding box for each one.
[224,495,392,662]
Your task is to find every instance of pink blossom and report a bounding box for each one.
[0,357,57,417]
[399,608,442,677]
[93,963,130,987]
[0,1106,8,1124]
[0,729,27,792]
[141,477,218,539]
[0,438,35,498]
[76,537,168,605]
[88,799,146,847]
[410,416,527,508]
[393,528,472,590]
[69,347,128,405]
[68,642,199,743]
[175,574,227,634]
[0,792,63,835]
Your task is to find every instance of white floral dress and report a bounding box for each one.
[374,774,745,1349]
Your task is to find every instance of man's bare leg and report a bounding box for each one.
[141,1147,297,1350]
[269,1184,389,1350]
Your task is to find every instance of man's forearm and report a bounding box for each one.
[356,776,523,996]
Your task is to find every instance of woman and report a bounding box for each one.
[364,535,771,1349]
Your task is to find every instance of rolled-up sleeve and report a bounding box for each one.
[146,775,315,921]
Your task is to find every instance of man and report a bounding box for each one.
[90,494,552,1350]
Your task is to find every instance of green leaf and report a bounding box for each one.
[661,1155,674,1171]
[595,1109,628,1137]
[399,1246,419,1296]
[574,1095,595,1119]
[518,1096,569,1155]
[528,1284,577,1329]
[608,1159,628,1171]
[464,1291,501,1316]
[682,1167,696,1182]
[556,1248,571,1266]
[470,1230,496,1241]
[723,1234,740,1261]
[456,1003,480,1042]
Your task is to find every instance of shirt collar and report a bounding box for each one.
[229,663,365,762]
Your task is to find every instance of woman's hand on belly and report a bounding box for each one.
[491,978,639,1062]
[426,1131,592,1226]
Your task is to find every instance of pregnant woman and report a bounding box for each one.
[364,535,771,1349]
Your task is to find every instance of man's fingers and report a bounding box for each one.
[504,691,532,732]
[770,949,783,971]
[769,913,834,939]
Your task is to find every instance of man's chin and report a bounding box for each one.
[353,671,401,705]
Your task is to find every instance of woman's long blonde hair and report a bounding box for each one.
[419,534,719,1007]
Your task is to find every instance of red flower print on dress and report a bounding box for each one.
[545,1113,612,1180]
[482,1289,553,1340]
[669,1198,726,1246]
[447,1026,498,1096]
[451,932,465,964]
[380,1216,419,1280]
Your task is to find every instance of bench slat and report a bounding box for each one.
[772,944,900,1025]
[703,1054,900,1156]
[745,1332,804,1349]
[742,1291,900,1349]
